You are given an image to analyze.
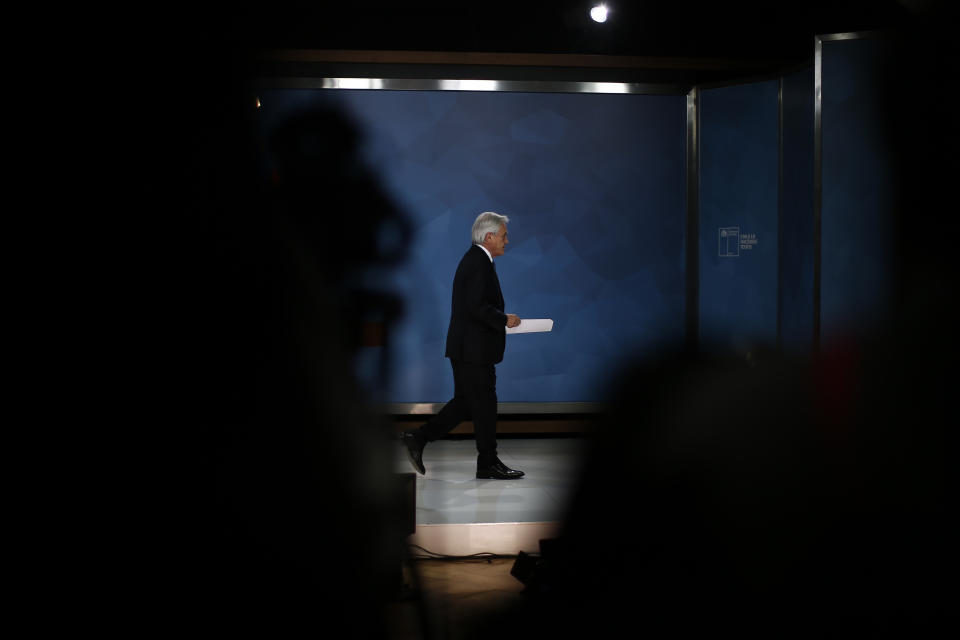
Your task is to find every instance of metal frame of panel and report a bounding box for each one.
[777,77,784,348]
[686,87,700,348]
[256,77,689,95]
[813,31,884,354]
[689,61,814,355]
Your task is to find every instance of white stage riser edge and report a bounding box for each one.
[409,522,561,556]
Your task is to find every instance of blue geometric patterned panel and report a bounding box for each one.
[699,80,780,351]
[258,89,687,402]
[781,67,815,355]
[821,38,895,347]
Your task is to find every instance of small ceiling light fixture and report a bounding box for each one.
[590,3,608,23]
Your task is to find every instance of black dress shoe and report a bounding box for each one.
[401,430,426,475]
[476,458,524,480]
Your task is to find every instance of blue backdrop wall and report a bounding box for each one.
[699,80,780,351]
[258,89,688,403]
[781,67,816,354]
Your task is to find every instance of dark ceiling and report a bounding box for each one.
[224,0,934,63]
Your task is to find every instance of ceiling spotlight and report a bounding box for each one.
[590,3,608,23]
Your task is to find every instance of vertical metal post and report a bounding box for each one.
[777,77,784,350]
[686,87,700,350]
[813,36,823,355]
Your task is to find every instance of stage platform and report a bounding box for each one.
[394,437,585,556]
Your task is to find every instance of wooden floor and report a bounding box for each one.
[386,557,525,640]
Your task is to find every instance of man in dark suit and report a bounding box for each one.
[401,212,525,480]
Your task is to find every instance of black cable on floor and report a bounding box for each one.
[409,544,518,563]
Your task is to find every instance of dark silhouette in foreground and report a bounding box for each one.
[153,35,413,633]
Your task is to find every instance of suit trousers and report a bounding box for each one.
[420,359,498,461]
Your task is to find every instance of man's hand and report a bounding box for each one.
[506,314,521,328]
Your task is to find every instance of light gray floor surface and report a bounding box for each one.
[394,437,586,525]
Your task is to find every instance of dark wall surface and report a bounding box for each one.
[821,37,896,347]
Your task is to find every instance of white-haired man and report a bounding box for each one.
[401,212,524,479]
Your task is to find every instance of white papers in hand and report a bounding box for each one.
[506,319,553,335]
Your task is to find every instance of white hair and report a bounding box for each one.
[471,211,509,245]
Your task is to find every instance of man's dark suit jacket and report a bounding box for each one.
[444,245,506,365]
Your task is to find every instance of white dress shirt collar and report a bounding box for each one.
[475,244,493,262]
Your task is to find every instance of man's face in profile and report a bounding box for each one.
[487,225,509,258]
